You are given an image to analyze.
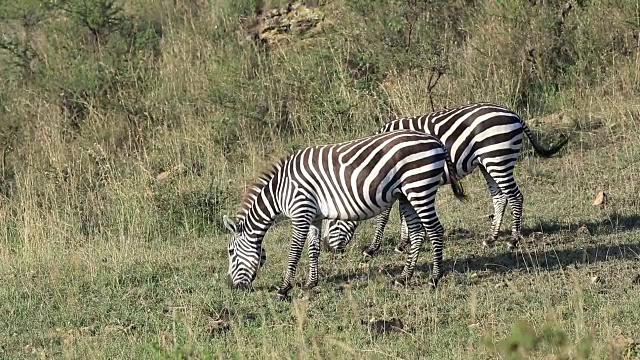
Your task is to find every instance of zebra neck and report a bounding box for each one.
[242,180,281,236]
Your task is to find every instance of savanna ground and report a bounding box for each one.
[1,0,639,358]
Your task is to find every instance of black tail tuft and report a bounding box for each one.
[444,157,466,201]
[522,123,570,158]
[449,176,466,201]
[535,133,569,158]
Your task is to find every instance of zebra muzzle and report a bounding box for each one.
[233,282,252,291]
[229,278,252,291]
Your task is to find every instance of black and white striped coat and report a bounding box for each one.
[223,130,465,298]
[325,102,568,255]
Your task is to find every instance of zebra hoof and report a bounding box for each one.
[231,281,252,291]
[429,277,439,289]
[361,249,375,260]
[274,284,292,300]
[390,278,408,289]
[393,246,405,254]
[506,240,519,251]
[303,281,318,291]
[482,239,496,248]
[273,292,292,302]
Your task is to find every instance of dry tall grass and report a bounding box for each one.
[0,0,639,358]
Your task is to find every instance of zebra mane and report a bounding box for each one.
[236,153,292,220]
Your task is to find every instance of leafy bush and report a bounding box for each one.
[484,320,592,360]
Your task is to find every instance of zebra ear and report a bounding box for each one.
[223,215,237,233]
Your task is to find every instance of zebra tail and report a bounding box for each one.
[444,150,466,201]
[521,121,569,158]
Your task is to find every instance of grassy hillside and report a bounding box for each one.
[0,0,639,358]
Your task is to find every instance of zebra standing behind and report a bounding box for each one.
[324,102,568,255]
[222,130,466,299]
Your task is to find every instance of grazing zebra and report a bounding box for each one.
[222,130,466,299]
[319,219,357,252]
[324,102,568,255]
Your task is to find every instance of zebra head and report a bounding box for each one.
[376,121,394,134]
[324,219,358,252]
[223,215,263,290]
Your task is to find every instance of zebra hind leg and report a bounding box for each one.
[485,165,524,250]
[392,200,427,287]
[418,204,446,289]
[275,217,313,300]
[394,206,411,254]
[397,196,446,289]
[304,221,322,291]
[480,167,508,248]
[504,185,524,250]
[362,206,393,259]
[486,166,524,250]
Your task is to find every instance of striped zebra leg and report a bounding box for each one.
[394,199,445,288]
[484,165,523,250]
[419,204,446,288]
[304,221,322,290]
[362,205,393,258]
[394,207,411,254]
[480,167,508,248]
[276,216,314,299]
[393,201,425,285]
[503,185,523,249]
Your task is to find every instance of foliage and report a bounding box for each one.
[484,320,593,359]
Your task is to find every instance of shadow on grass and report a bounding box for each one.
[446,241,640,275]
[320,241,639,286]
[522,213,640,237]
[320,214,640,284]
[329,213,640,254]
[249,214,640,289]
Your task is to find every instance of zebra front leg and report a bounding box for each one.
[393,201,426,287]
[304,221,322,290]
[480,167,507,248]
[362,205,393,259]
[275,218,313,300]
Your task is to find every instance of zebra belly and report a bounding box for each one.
[316,196,395,222]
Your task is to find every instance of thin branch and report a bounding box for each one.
[426,68,444,112]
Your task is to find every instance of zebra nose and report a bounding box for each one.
[230,280,251,291]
